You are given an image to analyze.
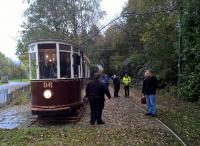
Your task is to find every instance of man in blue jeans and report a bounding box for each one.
[142,69,158,117]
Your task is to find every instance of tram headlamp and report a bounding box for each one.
[43,90,52,99]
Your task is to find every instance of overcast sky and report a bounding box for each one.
[0,0,127,61]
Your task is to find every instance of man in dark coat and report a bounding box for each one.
[86,73,111,125]
[142,69,158,117]
[112,74,120,97]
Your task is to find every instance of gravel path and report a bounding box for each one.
[77,87,164,129]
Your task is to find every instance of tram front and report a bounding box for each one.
[28,40,90,116]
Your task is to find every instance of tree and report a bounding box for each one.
[16,0,104,68]
[0,52,25,80]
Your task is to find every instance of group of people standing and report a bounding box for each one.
[86,70,158,125]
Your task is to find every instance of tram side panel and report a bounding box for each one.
[31,79,83,115]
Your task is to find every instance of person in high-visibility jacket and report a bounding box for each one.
[122,74,131,97]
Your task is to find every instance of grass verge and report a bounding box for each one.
[157,95,200,146]
[132,88,200,146]
[0,127,181,146]
[0,82,6,85]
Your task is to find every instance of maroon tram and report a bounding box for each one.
[28,40,90,116]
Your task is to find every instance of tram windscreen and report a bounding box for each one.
[60,52,71,78]
[38,44,57,79]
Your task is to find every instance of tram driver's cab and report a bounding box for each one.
[28,40,90,80]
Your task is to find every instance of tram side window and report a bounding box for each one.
[60,52,71,78]
[30,53,36,79]
[73,54,80,78]
[38,44,57,79]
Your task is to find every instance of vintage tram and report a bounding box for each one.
[28,40,90,116]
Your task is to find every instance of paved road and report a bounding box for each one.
[0,82,30,104]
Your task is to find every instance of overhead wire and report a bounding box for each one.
[80,8,178,46]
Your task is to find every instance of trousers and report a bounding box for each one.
[89,98,104,124]
[145,94,157,115]
[124,86,129,97]
[114,86,120,97]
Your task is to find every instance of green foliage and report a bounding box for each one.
[97,0,179,86]
[89,0,199,101]
[179,0,200,101]
[0,52,25,80]
[158,95,200,146]
[180,72,200,102]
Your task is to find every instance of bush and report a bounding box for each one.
[179,72,200,102]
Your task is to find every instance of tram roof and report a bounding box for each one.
[28,39,83,50]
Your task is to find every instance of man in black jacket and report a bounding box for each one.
[86,73,111,125]
[142,69,158,117]
[112,74,121,97]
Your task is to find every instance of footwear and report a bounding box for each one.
[90,121,95,125]
[145,113,152,116]
[151,114,157,117]
[97,121,105,125]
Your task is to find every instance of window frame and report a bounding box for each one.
[72,46,81,78]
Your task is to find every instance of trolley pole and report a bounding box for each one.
[178,0,183,88]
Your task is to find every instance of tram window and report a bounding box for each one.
[73,54,80,78]
[60,52,71,78]
[30,53,36,79]
[59,44,71,51]
[38,44,57,79]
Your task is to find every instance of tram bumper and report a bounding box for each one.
[31,105,72,116]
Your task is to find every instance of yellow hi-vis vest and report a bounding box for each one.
[122,76,131,86]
